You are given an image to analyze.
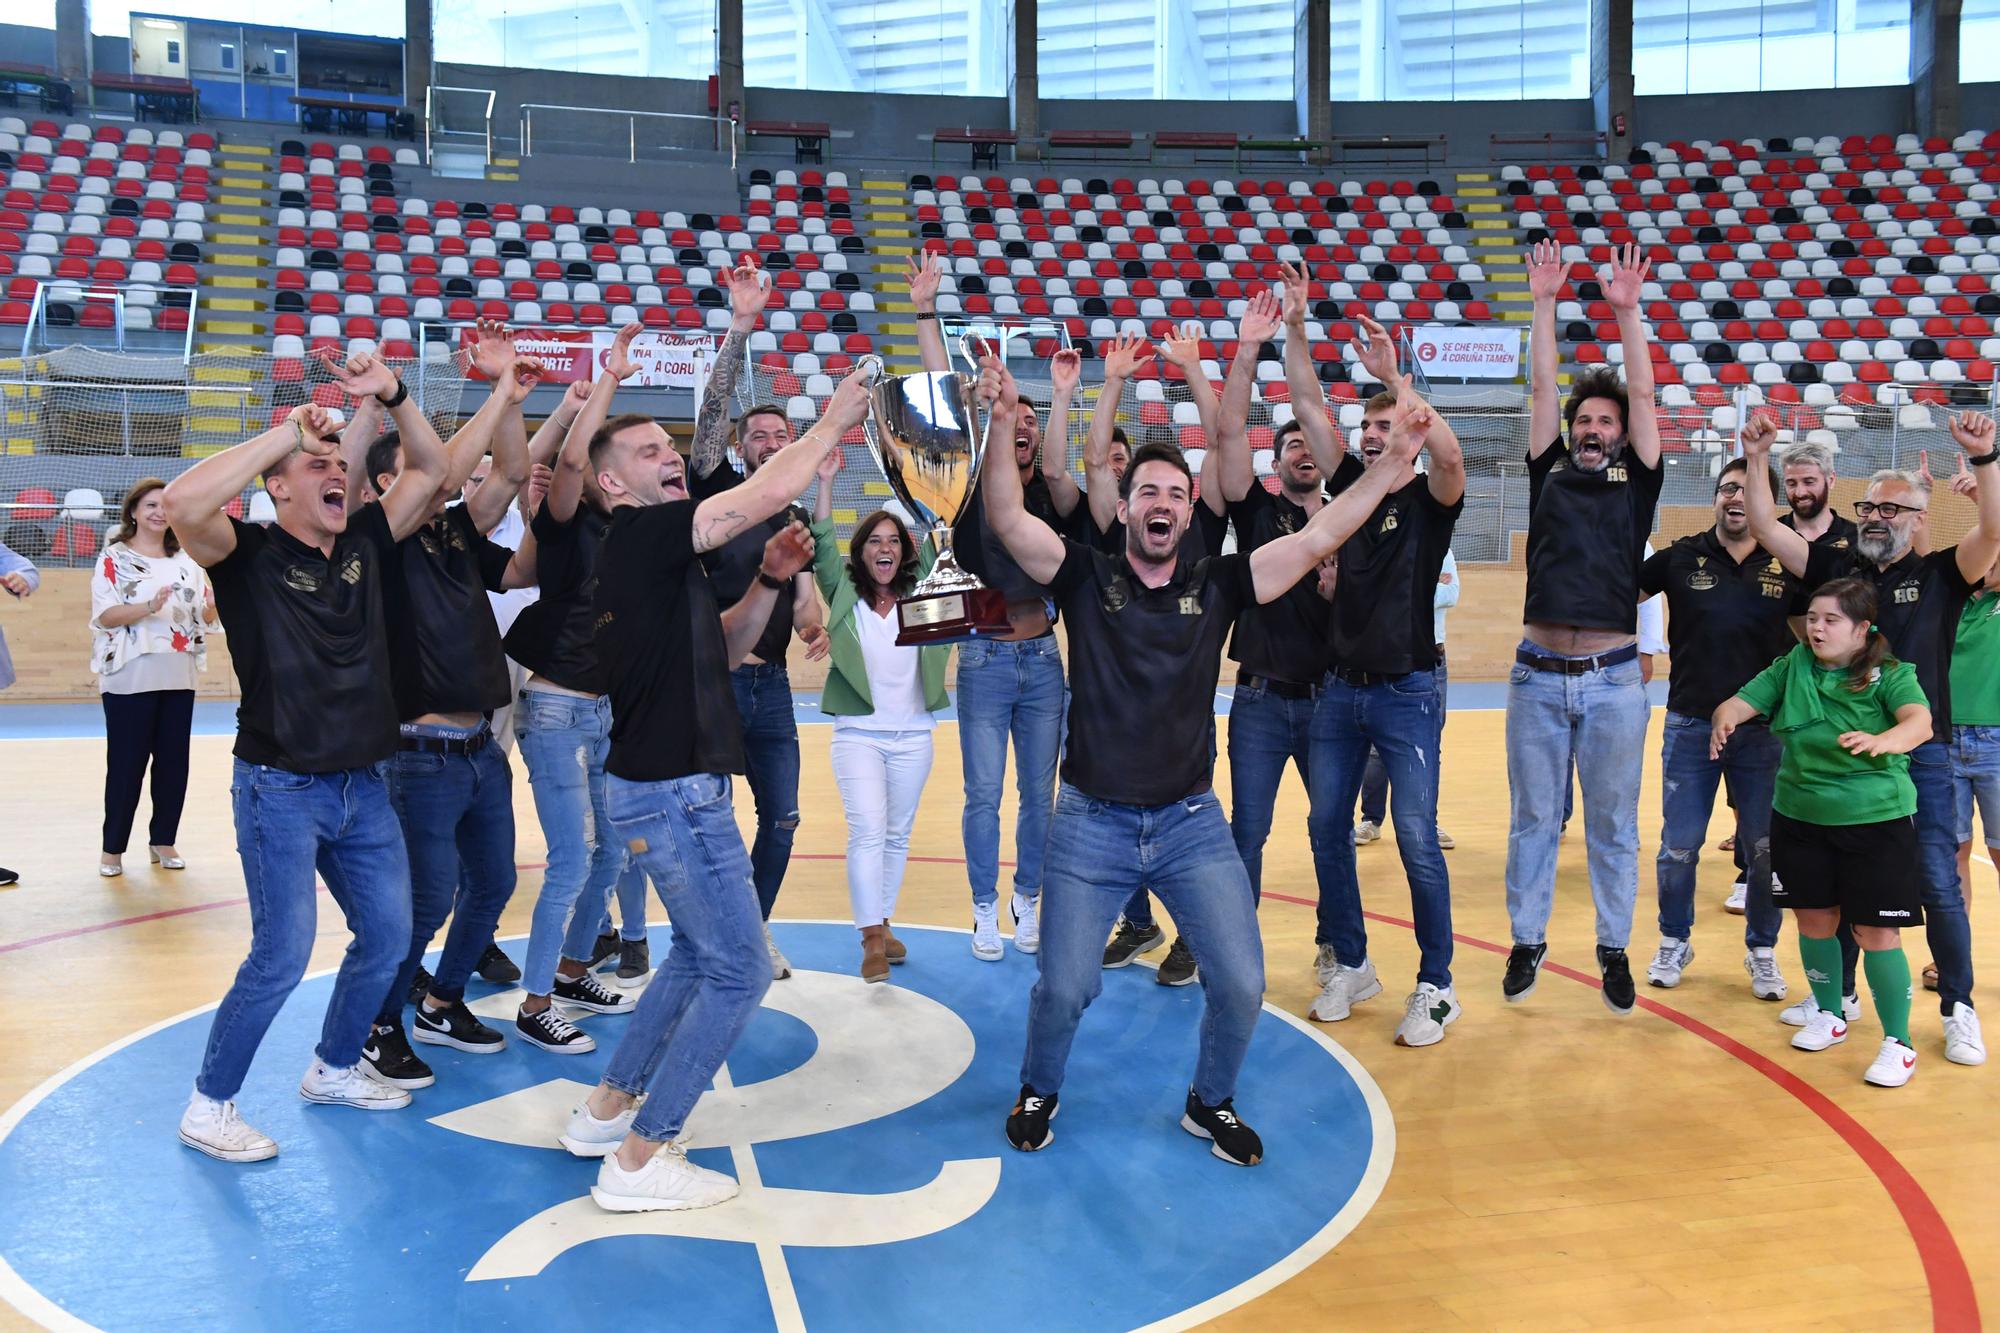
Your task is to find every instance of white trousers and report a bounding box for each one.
[829,727,936,928]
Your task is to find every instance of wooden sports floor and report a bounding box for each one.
[1,705,1994,1331]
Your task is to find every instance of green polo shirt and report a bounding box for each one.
[1735,645,1928,826]
[1949,590,2000,727]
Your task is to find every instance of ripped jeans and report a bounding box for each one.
[1656,711,1782,950]
[515,688,627,997]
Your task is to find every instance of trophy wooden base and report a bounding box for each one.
[895,585,1014,646]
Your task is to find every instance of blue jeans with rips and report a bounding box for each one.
[515,689,626,997]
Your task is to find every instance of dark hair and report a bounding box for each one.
[1717,455,1779,495]
[364,429,403,493]
[1564,367,1628,435]
[111,477,177,555]
[587,412,658,475]
[1118,442,1194,499]
[1109,425,1129,449]
[736,403,790,439]
[846,509,919,601]
[1809,576,1898,694]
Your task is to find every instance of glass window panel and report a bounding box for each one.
[103,1,403,37]
[1332,0,1590,102]
[433,0,712,78]
[1041,0,1295,100]
[1965,0,2000,79]
[1634,0,1910,95]
[744,0,1007,96]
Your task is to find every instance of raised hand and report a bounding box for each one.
[1353,312,1398,384]
[1239,289,1282,345]
[1950,452,1978,499]
[1278,260,1311,328]
[816,443,845,487]
[499,356,549,404]
[555,379,593,425]
[1526,238,1568,302]
[326,350,399,403]
[906,249,942,312]
[822,368,872,433]
[1100,333,1154,381]
[525,461,553,514]
[1159,320,1204,373]
[1950,409,1997,458]
[469,317,516,379]
[1600,241,1651,312]
[1739,409,1778,457]
[759,520,815,581]
[725,256,770,333]
[1049,347,1082,397]
[977,352,1018,413]
[605,322,644,382]
[288,403,336,455]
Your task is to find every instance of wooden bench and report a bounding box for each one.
[291,95,415,141]
[746,119,831,164]
[92,72,197,123]
[1490,131,1608,161]
[1042,129,1133,162]
[933,126,1016,170]
[1329,134,1446,169]
[0,61,74,114]
[1149,130,1237,164]
[1235,136,1324,169]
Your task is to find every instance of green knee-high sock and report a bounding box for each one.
[1799,935,1848,1015]
[1863,948,1914,1048]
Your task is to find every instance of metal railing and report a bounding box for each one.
[425,84,496,169]
[18,281,201,362]
[519,103,738,169]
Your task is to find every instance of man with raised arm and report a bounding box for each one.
[165,351,451,1162]
[684,259,830,980]
[549,368,866,1214]
[1504,240,1665,1016]
[976,352,1424,1165]
[1742,408,2000,1068]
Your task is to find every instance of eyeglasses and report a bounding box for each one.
[1852,501,1926,520]
[1714,483,1746,498]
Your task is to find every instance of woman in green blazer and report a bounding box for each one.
[812,449,955,981]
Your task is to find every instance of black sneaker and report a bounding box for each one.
[553,971,635,1014]
[1502,942,1548,1004]
[1156,936,1198,987]
[616,937,651,983]
[1005,1084,1058,1151]
[1181,1088,1263,1166]
[516,1004,596,1054]
[1598,945,1637,1016]
[476,943,521,984]
[406,965,433,1008]
[361,1023,435,1090]
[586,932,620,972]
[413,997,507,1053]
[0,866,17,887]
[1103,919,1165,969]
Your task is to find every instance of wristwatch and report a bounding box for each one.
[1970,449,1999,468]
[377,379,409,410]
[756,569,789,591]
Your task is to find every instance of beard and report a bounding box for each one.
[1570,434,1626,473]
[1854,525,1907,564]
[1788,490,1826,520]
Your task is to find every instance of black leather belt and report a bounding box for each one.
[1237,674,1318,700]
[1515,643,1639,675]
[399,727,491,756]
[1329,665,1399,687]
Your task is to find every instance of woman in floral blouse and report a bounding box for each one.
[91,477,218,877]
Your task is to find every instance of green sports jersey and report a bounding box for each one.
[1949,590,2000,727]
[1734,644,1928,826]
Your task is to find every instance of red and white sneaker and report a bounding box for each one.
[1790,1005,1849,1052]
[1864,1038,1918,1088]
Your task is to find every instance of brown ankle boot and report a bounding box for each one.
[860,925,890,983]
[882,921,907,964]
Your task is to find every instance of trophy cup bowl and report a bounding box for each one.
[856,350,1014,646]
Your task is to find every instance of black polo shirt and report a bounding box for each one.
[689,461,806,666]
[1781,509,1857,615]
[383,504,514,719]
[1222,455,1363,684]
[594,501,747,782]
[1049,540,1255,806]
[208,505,398,772]
[1802,543,1976,745]
[502,501,608,694]
[954,473,1064,607]
[1524,440,1664,632]
[1638,529,1796,719]
[1329,476,1464,675]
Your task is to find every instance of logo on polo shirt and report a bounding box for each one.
[339,554,364,586]
[283,565,322,593]
[1686,556,1717,592]
[1894,583,1920,605]
[1606,465,1629,483]
[1379,510,1399,535]
[1179,595,1202,615]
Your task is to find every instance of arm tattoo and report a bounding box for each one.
[691,328,748,479]
[693,508,750,553]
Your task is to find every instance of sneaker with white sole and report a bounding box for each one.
[763,924,792,981]
[299,1058,412,1110]
[1010,891,1041,955]
[1780,991,1860,1027]
[1790,1005,1850,1052]
[412,998,507,1054]
[971,902,1004,961]
[1394,983,1460,1048]
[1864,1037,1918,1087]
[361,1022,436,1090]
[517,1004,596,1054]
[1312,942,1339,988]
[1744,948,1789,1001]
[1646,936,1694,988]
[560,1098,639,1157]
[1181,1089,1263,1166]
[1943,1003,1987,1066]
[553,971,635,1015]
[1723,880,1747,914]
[178,1092,278,1163]
[591,1140,740,1213]
[1352,819,1381,846]
[1309,957,1382,1023]
[1436,828,1455,850]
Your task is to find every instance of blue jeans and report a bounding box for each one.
[1360,658,1450,825]
[732,663,802,919]
[377,729,518,1019]
[957,635,1064,907]
[515,690,626,997]
[1307,670,1455,987]
[1910,740,1976,1014]
[1022,784,1264,1104]
[1226,682,1329,905]
[599,772,772,1142]
[1951,724,2000,850]
[196,760,412,1101]
[593,862,652,943]
[1655,712,1782,950]
[1504,641,1649,949]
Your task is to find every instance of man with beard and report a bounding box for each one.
[978,353,1426,1163]
[1637,455,1797,1001]
[1744,409,2000,1068]
[1505,240,1665,1015]
[1780,439,1856,554]
[687,259,830,981]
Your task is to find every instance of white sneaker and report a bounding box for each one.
[178,1091,278,1163]
[1309,957,1382,1022]
[1943,1003,1987,1066]
[1352,820,1381,846]
[1790,1006,1850,1052]
[560,1098,639,1157]
[971,902,1003,961]
[1009,891,1041,955]
[1780,991,1861,1027]
[1864,1037,1919,1087]
[763,924,792,981]
[1312,942,1339,988]
[1744,948,1788,1001]
[591,1140,740,1213]
[299,1058,412,1110]
[1393,983,1460,1048]
[1646,936,1694,988]
[1723,880,1747,914]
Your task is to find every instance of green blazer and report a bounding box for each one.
[810,517,953,718]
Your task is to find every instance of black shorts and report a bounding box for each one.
[1769,809,1926,928]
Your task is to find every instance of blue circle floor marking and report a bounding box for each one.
[0,922,1393,1332]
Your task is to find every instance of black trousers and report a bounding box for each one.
[101,689,195,854]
